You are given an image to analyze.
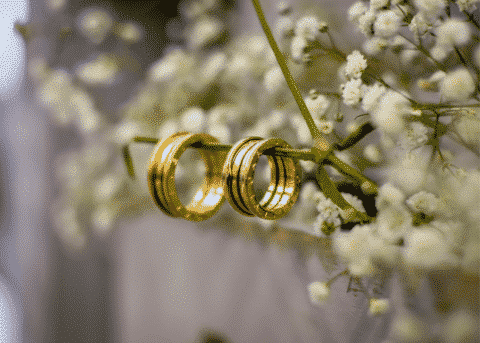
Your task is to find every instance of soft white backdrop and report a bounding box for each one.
[0,0,394,342]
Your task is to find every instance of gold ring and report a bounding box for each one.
[148,131,187,217]
[148,132,226,221]
[239,138,302,220]
[222,137,263,216]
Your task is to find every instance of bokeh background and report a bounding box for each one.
[0,0,397,342]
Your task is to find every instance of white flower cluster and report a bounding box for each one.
[340,51,370,107]
[313,192,365,237]
[23,0,480,336]
[348,1,402,38]
[288,14,327,64]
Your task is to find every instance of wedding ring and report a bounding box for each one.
[223,137,302,220]
[222,137,263,216]
[239,138,302,220]
[148,132,226,221]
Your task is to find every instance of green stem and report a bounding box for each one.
[326,155,378,195]
[122,145,135,179]
[326,269,349,287]
[398,33,446,72]
[462,9,480,31]
[251,0,332,160]
[335,122,375,151]
[315,166,372,223]
[133,136,159,144]
[416,103,480,110]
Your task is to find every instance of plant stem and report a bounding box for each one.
[123,145,135,179]
[335,122,375,151]
[251,0,332,161]
[416,103,480,110]
[398,33,446,72]
[133,136,159,144]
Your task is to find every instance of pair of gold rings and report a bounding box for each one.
[148,132,302,222]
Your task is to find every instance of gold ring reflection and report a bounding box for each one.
[148,132,226,221]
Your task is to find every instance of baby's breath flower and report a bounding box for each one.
[307,282,330,305]
[376,183,406,210]
[313,215,342,236]
[180,107,206,133]
[348,1,368,23]
[436,18,471,47]
[264,66,286,94]
[374,10,401,38]
[456,0,479,11]
[113,121,140,144]
[295,16,322,42]
[200,52,227,84]
[300,182,321,203]
[275,16,294,37]
[363,37,388,55]
[443,310,479,343]
[78,8,113,45]
[76,54,118,86]
[345,50,368,79]
[364,144,382,163]
[290,35,308,63]
[94,174,122,201]
[157,120,178,139]
[340,193,365,218]
[376,205,413,243]
[368,298,390,316]
[370,90,411,135]
[391,313,429,342]
[299,160,316,174]
[316,197,340,220]
[333,224,376,276]
[342,79,363,106]
[290,114,312,144]
[116,22,142,44]
[400,49,419,65]
[317,120,335,134]
[148,49,190,83]
[417,70,446,91]
[414,0,447,18]
[452,109,480,144]
[267,110,288,130]
[72,91,102,134]
[361,82,386,113]
[305,94,330,118]
[358,9,376,36]
[207,125,231,144]
[409,13,431,38]
[371,0,390,10]
[430,43,450,61]
[188,16,224,50]
[406,191,442,216]
[47,0,66,12]
[401,122,429,150]
[92,205,115,234]
[276,1,291,15]
[37,69,76,126]
[441,68,476,102]
[28,57,50,83]
[403,228,459,270]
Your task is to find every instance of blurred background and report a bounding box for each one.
[0,0,394,342]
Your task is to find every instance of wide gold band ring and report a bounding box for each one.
[223,137,302,220]
[148,132,226,221]
[222,137,263,216]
